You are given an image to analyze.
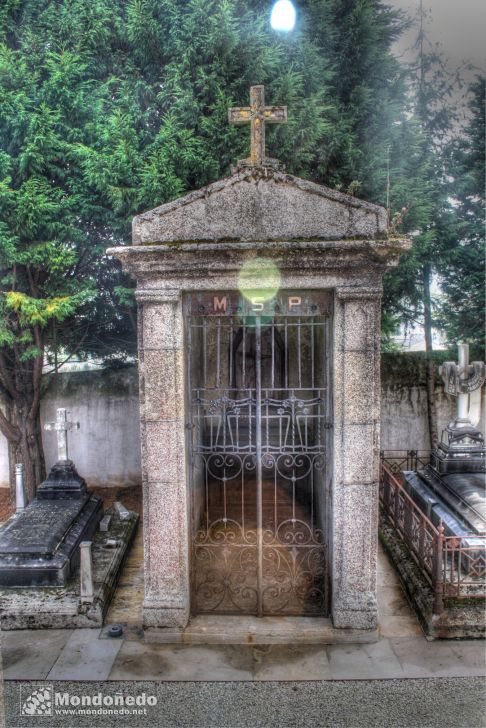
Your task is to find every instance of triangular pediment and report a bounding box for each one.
[132,167,387,245]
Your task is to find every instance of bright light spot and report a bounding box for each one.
[270,0,296,31]
[238,258,281,304]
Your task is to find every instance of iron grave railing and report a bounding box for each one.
[380,449,431,474]
[379,452,486,613]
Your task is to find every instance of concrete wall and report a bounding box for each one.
[381,384,453,450]
[380,352,485,450]
[40,368,141,488]
[0,354,483,489]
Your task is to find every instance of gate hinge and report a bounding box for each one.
[185,422,194,430]
[324,422,334,429]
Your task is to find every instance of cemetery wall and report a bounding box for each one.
[380,352,485,450]
[0,354,483,489]
[40,366,141,488]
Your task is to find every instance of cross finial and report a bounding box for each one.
[228,85,287,168]
[44,407,80,462]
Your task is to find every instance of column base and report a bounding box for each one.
[332,593,378,630]
[143,602,190,629]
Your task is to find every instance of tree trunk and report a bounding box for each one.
[0,349,46,504]
[422,265,439,449]
[11,407,46,503]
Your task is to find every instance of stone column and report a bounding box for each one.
[331,287,382,630]
[136,288,189,629]
[79,541,94,603]
[15,463,26,513]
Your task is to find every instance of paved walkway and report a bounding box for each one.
[1,486,485,685]
[1,544,485,682]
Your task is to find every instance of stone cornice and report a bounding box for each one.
[107,238,410,282]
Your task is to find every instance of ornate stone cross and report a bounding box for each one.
[228,85,287,167]
[440,343,485,429]
[44,407,80,462]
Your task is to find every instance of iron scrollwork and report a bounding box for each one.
[188,306,331,616]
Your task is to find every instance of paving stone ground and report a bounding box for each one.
[1,577,485,683]
[1,484,486,684]
[0,483,425,637]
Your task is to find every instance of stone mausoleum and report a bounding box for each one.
[109,86,409,639]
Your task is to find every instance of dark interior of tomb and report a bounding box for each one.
[186,308,332,615]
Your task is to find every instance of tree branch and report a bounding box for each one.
[0,405,20,444]
[43,324,90,375]
[26,264,38,297]
[0,351,17,400]
[28,325,44,421]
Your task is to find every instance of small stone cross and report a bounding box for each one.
[44,407,79,462]
[228,85,287,167]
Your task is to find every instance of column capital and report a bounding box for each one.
[335,286,382,301]
[135,288,181,304]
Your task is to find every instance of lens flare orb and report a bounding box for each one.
[237,258,281,305]
[270,0,296,31]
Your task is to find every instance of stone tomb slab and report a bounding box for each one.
[0,495,102,586]
[0,500,85,555]
[0,507,139,629]
[144,615,379,645]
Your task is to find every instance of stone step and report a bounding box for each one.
[144,615,378,645]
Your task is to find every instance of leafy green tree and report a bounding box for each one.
[0,5,136,497]
[0,0,423,494]
[319,0,408,201]
[0,85,107,496]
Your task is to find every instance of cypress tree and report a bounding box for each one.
[436,77,485,357]
[0,0,446,492]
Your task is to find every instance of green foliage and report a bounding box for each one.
[0,0,411,376]
[435,77,486,355]
[379,9,484,354]
[321,0,408,200]
[382,70,485,354]
[381,112,446,328]
[0,0,481,379]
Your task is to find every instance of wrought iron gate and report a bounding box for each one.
[185,291,332,616]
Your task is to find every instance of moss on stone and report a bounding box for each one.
[380,351,456,388]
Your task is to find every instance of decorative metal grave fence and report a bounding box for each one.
[380,451,486,614]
